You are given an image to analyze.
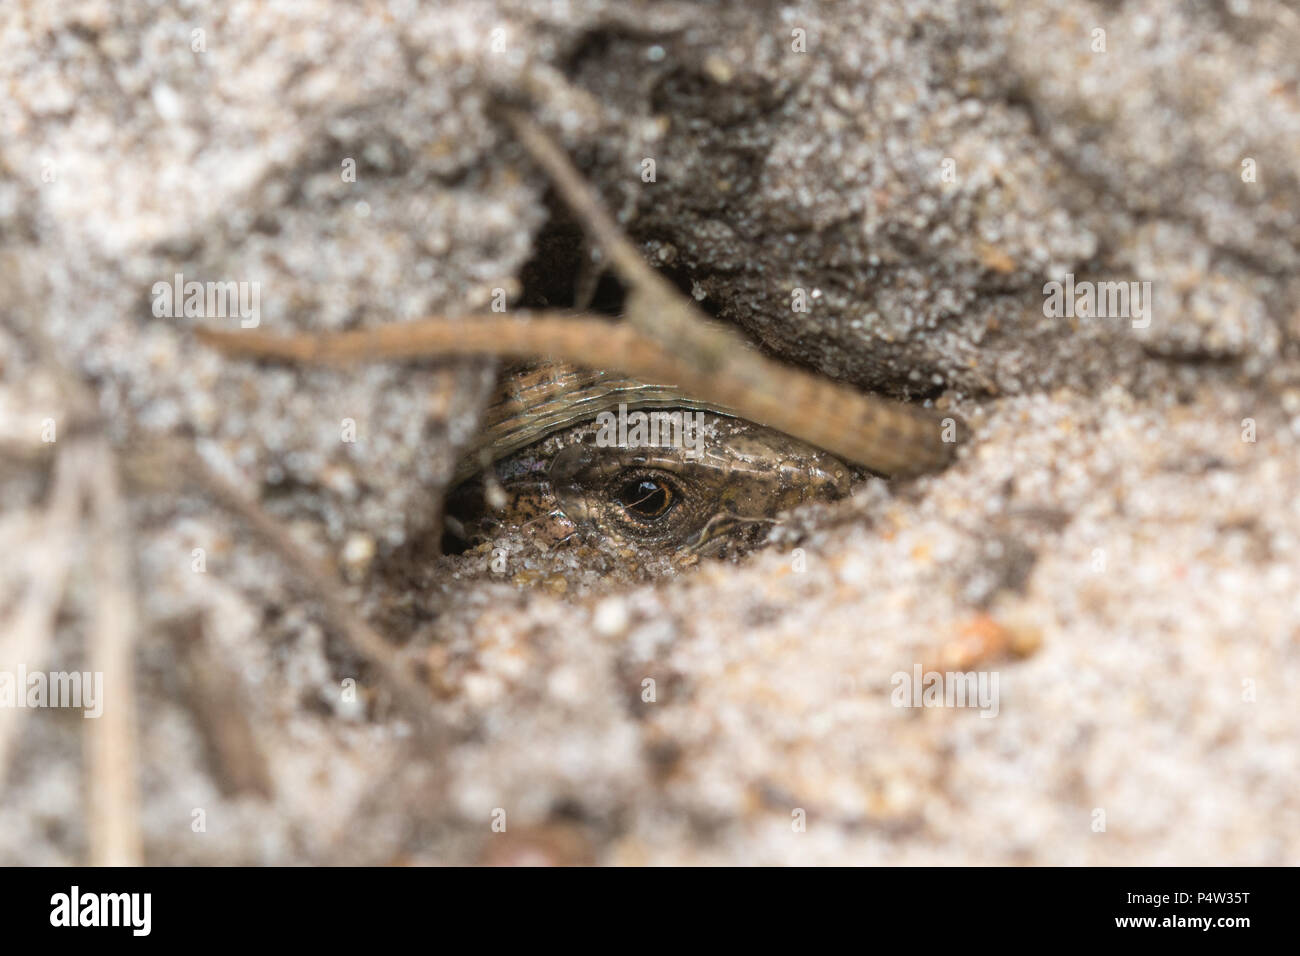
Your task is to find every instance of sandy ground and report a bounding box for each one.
[1,0,1297,864]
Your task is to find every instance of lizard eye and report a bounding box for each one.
[617,474,677,521]
[447,408,852,561]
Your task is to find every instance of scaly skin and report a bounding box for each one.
[449,364,852,563]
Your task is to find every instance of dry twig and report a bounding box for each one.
[497,106,964,476]
[174,615,274,799]
[0,443,84,790]
[84,438,144,866]
[196,110,964,476]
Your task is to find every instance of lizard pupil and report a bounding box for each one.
[620,477,674,520]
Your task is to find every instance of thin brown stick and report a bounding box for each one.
[498,106,964,475]
[497,109,666,301]
[198,107,964,475]
[0,444,84,790]
[196,313,684,379]
[5,325,145,862]
[84,438,143,866]
[198,309,960,475]
[175,615,274,799]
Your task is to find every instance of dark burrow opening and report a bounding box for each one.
[440,192,712,556]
